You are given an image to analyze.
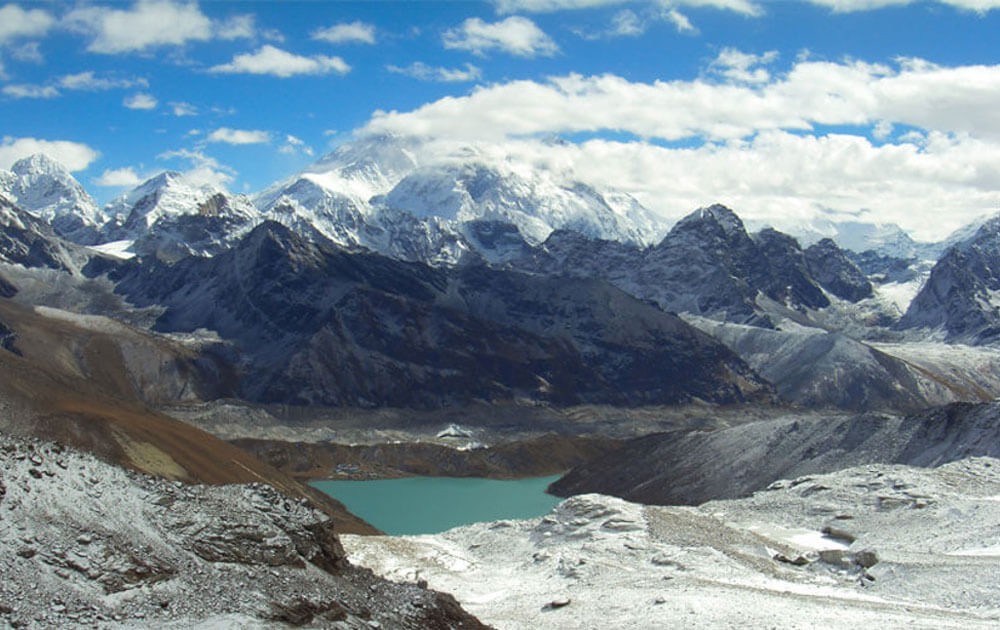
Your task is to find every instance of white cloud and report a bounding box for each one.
[709,48,779,83]
[443,17,558,57]
[59,71,147,91]
[170,101,198,116]
[365,57,1000,144]
[158,148,235,188]
[494,0,627,10]
[207,127,270,145]
[2,72,147,99]
[495,0,764,16]
[312,21,376,45]
[387,62,483,82]
[216,14,256,40]
[279,134,314,156]
[362,54,1000,241]
[65,0,213,54]
[208,45,350,77]
[0,4,55,44]
[609,10,645,36]
[95,167,143,187]
[123,92,158,110]
[805,1,1000,12]
[663,9,696,32]
[0,136,99,172]
[2,83,59,99]
[10,41,43,63]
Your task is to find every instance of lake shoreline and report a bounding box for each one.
[312,474,565,536]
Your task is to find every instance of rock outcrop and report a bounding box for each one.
[0,432,488,629]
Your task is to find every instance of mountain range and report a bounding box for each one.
[3,134,1000,417]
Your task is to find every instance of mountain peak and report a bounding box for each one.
[10,153,72,178]
[698,204,744,233]
[669,203,749,244]
[3,153,104,245]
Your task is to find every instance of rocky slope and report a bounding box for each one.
[0,194,84,273]
[550,401,1000,505]
[0,296,373,534]
[111,221,772,408]
[690,318,997,412]
[0,432,488,629]
[899,214,1000,343]
[344,458,1000,629]
[511,204,876,327]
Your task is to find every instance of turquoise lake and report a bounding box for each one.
[312,475,563,535]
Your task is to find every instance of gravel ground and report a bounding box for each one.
[0,431,487,629]
[344,458,1000,629]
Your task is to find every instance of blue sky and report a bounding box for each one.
[2,1,1000,238]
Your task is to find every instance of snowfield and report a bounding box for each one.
[344,458,1000,629]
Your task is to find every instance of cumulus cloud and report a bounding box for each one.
[443,16,558,57]
[207,127,270,145]
[495,0,764,16]
[709,48,779,83]
[2,83,59,99]
[123,92,158,109]
[0,136,99,172]
[169,101,198,116]
[804,1,1000,12]
[208,45,350,77]
[365,57,1000,143]
[386,62,483,82]
[65,0,214,54]
[95,166,144,187]
[216,14,256,40]
[0,4,55,44]
[9,41,43,63]
[158,148,235,188]
[279,134,314,156]
[362,54,1000,240]
[59,71,148,91]
[311,21,376,44]
[2,72,147,99]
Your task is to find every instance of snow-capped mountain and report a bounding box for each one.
[753,215,940,261]
[0,193,82,273]
[102,171,258,261]
[0,154,106,245]
[899,214,1000,343]
[381,160,661,246]
[256,134,664,265]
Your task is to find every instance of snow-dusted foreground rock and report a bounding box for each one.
[344,458,1000,629]
[0,432,486,629]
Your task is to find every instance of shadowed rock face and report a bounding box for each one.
[805,238,874,302]
[550,401,1000,506]
[112,221,772,408]
[0,196,75,272]
[0,273,15,298]
[509,205,850,326]
[900,215,1000,343]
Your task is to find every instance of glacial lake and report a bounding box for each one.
[312,474,563,535]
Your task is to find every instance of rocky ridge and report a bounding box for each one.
[0,432,488,629]
[550,401,1000,506]
[900,213,1000,343]
[111,220,772,408]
